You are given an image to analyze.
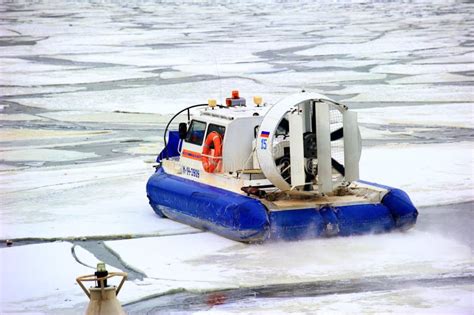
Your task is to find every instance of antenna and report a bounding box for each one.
[213,55,223,105]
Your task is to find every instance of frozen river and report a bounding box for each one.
[0,0,473,314]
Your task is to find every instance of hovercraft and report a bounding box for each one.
[146,91,417,242]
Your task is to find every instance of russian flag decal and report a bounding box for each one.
[260,131,270,138]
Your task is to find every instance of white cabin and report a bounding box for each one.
[179,103,269,174]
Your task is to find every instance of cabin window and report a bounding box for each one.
[205,124,226,149]
[185,120,207,145]
[206,124,226,139]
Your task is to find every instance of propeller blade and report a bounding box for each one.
[343,110,360,181]
[289,106,306,187]
[316,103,333,193]
[330,127,343,141]
[331,158,345,176]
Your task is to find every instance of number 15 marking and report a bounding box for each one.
[260,138,267,150]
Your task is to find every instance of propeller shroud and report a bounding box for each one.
[255,93,361,193]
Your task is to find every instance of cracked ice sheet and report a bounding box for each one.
[0,242,92,313]
[0,242,173,314]
[173,62,277,76]
[13,78,294,114]
[0,57,83,73]
[50,40,310,67]
[0,148,98,162]
[0,42,125,58]
[106,230,472,291]
[39,110,169,124]
[294,30,460,58]
[198,285,474,315]
[0,113,46,121]
[357,103,474,129]
[0,66,158,86]
[361,142,473,207]
[301,59,393,69]
[0,158,197,239]
[0,85,85,97]
[52,49,193,67]
[388,73,474,85]
[252,71,386,88]
[1,128,111,141]
[35,31,183,54]
[338,84,473,103]
[411,52,474,64]
[372,63,474,75]
[0,27,154,58]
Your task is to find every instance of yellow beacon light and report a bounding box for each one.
[208,99,217,109]
[253,96,263,107]
[96,262,106,272]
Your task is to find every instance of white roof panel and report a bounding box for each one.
[199,105,270,120]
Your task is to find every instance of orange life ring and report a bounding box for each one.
[202,131,222,173]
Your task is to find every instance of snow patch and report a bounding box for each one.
[106,231,472,290]
[1,149,98,162]
[357,103,474,128]
[0,158,198,239]
[361,142,473,207]
[0,242,91,312]
[338,84,473,103]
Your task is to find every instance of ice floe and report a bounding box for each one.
[372,63,474,75]
[173,62,277,76]
[1,128,111,141]
[361,142,473,207]
[0,57,82,73]
[253,71,386,87]
[0,85,85,97]
[302,59,393,69]
[0,158,197,239]
[295,31,459,58]
[0,66,158,87]
[388,73,473,85]
[12,78,293,113]
[38,111,168,124]
[1,148,97,162]
[0,113,46,121]
[357,103,474,128]
[339,84,473,103]
[411,52,474,64]
[0,241,174,313]
[105,230,472,289]
[0,242,92,313]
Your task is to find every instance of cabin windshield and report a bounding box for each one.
[185,120,206,145]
